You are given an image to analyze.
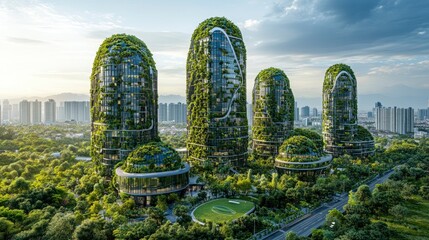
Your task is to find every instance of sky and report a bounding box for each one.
[1,0,429,109]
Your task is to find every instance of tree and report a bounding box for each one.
[113,219,158,240]
[285,231,302,240]
[73,218,107,240]
[0,217,16,240]
[45,212,76,240]
[388,204,408,218]
[146,207,165,226]
[419,186,429,200]
[173,205,191,226]
[156,195,168,212]
[8,177,30,193]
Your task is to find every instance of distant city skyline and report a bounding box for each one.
[1,0,429,107]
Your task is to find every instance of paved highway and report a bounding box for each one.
[264,170,395,240]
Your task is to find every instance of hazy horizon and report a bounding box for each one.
[1,0,429,108]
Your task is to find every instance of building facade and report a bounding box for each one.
[44,99,56,124]
[115,142,190,204]
[90,34,159,173]
[322,64,374,157]
[294,102,299,122]
[158,103,168,122]
[252,68,294,158]
[30,100,42,124]
[375,106,414,135]
[19,100,31,124]
[186,17,248,167]
[301,106,310,118]
[275,136,332,178]
[2,100,11,124]
[64,101,90,123]
[166,102,186,123]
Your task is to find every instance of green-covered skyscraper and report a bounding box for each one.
[186,17,248,167]
[90,34,158,174]
[322,64,374,157]
[252,68,294,158]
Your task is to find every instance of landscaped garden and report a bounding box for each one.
[192,198,255,224]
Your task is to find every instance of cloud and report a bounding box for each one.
[243,19,261,30]
[7,37,47,44]
[247,0,429,57]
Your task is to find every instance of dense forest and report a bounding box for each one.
[0,125,428,240]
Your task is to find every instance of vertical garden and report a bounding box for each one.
[252,68,294,158]
[90,34,158,175]
[322,63,374,157]
[186,17,248,168]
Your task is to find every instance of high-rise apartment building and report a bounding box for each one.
[294,101,300,121]
[252,68,294,158]
[301,106,310,118]
[64,101,90,122]
[312,107,318,117]
[417,108,428,121]
[56,102,65,122]
[44,99,56,124]
[11,104,19,122]
[158,103,168,122]
[2,100,12,124]
[246,103,252,126]
[187,17,248,167]
[375,105,414,135]
[19,100,31,124]
[30,100,42,124]
[322,64,374,157]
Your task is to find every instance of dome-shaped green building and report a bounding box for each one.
[186,17,248,168]
[252,68,294,158]
[275,136,332,176]
[322,63,374,157]
[90,34,158,175]
[116,142,190,202]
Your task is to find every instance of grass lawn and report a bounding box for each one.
[373,196,429,240]
[192,198,255,224]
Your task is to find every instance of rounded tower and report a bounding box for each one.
[252,68,294,158]
[186,17,248,168]
[90,34,158,175]
[275,135,332,177]
[322,63,374,157]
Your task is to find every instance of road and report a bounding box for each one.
[264,170,394,240]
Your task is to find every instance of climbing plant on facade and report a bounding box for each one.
[252,67,294,159]
[90,34,158,176]
[186,17,248,168]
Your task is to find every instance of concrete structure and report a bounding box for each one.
[301,106,310,118]
[246,103,253,126]
[44,99,56,124]
[19,100,31,124]
[294,101,300,121]
[167,102,186,123]
[158,103,168,122]
[312,107,318,117]
[64,101,90,123]
[375,106,414,135]
[2,100,11,124]
[30,100,42,124]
